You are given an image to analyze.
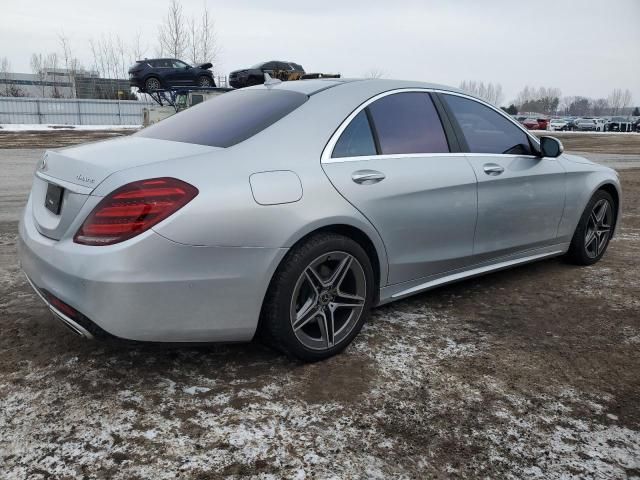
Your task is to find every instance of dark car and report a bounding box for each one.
[129,58,215,92]
[605,116,633,132]
[229,61,305,89]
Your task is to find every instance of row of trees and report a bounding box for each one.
[460,80,637,117]
[0,0,219,99]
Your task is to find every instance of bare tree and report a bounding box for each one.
[364,68,386,79]
[621,89,633,114]
[459,80,504,105]
[158,0,187,58]
[44,52,62,98]
[131,31,147,62]
[59,33,80,98]
[592,98,609,116]
[0,57,11,96]
[199,5,219,67]
[608,88,623,115]
[31,53,47,96]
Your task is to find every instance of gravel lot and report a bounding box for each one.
[1,132,639,479]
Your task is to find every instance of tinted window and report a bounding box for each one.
[443,94,533,155]
[332,111,377,158]
[136,89,307,148]
[367,92,449,155]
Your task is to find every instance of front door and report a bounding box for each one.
[440,93,565,261]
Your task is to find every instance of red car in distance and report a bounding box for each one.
[521,117,549,130]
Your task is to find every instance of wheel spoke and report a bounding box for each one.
[317,310,334,348]
[333,291,365,309]
[595,201,608,223]
[327,255,353,290]
[585,228,597,249]
[293,301,321,332]
[304,267,325,292]
[597,231,609,256]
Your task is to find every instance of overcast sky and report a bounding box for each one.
[2,0,638,104]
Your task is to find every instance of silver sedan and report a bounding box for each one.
[19,78,621,361]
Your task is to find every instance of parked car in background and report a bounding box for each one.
[521,117,548,130]
[605,117,633,132]
[594,118,606,131]
[229,61,305,88]
[549,118,569,131]
[18,79,620,361]
[129,59,215,92]
[575,118,597,131]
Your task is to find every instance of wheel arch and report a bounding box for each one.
[596,181,621,235]
[264,221,388,311]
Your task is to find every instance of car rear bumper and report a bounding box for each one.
[18,201,287,342]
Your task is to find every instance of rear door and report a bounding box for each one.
[439,93,565,261]
[322,91,478,285]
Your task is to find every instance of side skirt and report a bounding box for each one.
[378,244,569,305]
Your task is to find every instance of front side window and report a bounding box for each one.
[136,89,308,148]
[367,92,449,155]
[172,60,188,69]
[332,110,377,158]
[443,94,534,155]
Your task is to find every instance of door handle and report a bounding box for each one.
[351,170,386,185]
[483,164,504,176]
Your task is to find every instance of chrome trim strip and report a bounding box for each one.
[323,152,540,164]
[23,272,94,339]
[321,87,541,164]
[391,250,563,299]
[35,171,95,195]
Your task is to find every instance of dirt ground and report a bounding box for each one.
[0,132,639,479]
[532,130,640,154]
[0,128,135,149]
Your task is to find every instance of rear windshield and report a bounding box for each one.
[136,89,307,148]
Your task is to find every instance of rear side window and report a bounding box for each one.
[332,110,377,158]
[367,92,449,155]
[136,89,307,148]
[443,94,533,155]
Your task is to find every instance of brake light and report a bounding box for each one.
[74,177,198,246]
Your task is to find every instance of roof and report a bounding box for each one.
[247,78,466,97]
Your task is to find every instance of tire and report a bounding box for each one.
[566,190,616,265]
[198,76,212,87]
[144,77,161,91]
[259,233,375,362]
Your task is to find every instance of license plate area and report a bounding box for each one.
[45,183,64,215]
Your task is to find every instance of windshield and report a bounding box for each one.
[136,89,308,148]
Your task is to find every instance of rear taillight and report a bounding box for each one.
[74,177,198,246]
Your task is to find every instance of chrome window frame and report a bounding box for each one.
[321,88,541,164]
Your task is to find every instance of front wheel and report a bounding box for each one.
[198,76,213,87]
[260,233,375,362]
[566,190,616,265]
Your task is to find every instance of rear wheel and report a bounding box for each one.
[260,233,374,362]
[566,190,615,265]
[144,77,161,91]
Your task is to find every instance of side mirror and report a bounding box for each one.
[539,136,564,158]
[185,65,191,70]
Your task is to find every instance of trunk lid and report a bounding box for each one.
[31,136,217,240]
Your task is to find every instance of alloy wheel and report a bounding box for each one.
[146,78,161,91]
[584,199,612,258]
[290,251,366,351]
[198,77,212,87]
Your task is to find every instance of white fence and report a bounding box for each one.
[0,97,155,125]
